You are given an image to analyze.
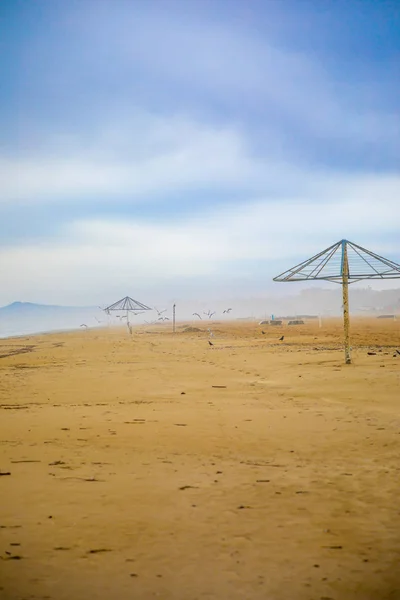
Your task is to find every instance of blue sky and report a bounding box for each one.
[1,0,399,305]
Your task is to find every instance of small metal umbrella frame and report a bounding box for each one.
[103,296,152,326]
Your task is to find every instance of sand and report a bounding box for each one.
[0,318,399,600]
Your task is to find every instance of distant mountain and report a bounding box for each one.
[0,301,95,313]
[0,302,104,338]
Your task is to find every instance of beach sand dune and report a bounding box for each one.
[0,319,399,599]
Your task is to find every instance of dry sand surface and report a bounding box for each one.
[0,318,399,600]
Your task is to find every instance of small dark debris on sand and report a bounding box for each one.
[88,548,112,554]
[179,485,198,491]
[59,476,103,482]
[0,471,11,476]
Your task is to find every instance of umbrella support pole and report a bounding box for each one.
[341,241,351,364]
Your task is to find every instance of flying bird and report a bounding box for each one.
[223,308,232,314]
[204,310,216,319]
[208,341,214,346]
[193,313,202,320]
[80,324,88,328]
[279,335,284,341]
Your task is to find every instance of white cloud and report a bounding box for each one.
[3,2,398,207]
[4,109,398,208]
[72,3,400,147]
[1,172,399,304]
[2,111,341,206]
[0,116,271,204]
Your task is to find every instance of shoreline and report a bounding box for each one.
[0,323,109,341]
[0,314,398,343]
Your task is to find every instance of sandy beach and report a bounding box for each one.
[1,318,399,600]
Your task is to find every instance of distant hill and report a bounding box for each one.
[0,301,95,313]
[0,302,104,338]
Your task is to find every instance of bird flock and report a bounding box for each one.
[85,304,235,334]
[85,303,289,350]
[192,308,231,320]
[155,308,170,322]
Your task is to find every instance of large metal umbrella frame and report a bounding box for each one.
[273,239,400,364]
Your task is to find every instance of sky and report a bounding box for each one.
[1,0,399,306]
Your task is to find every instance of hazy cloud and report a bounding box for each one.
[1,173,399,304]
